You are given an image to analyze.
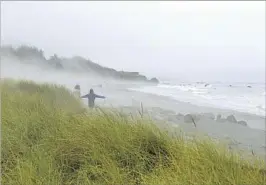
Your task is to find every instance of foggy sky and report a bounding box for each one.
[1,1,265,82]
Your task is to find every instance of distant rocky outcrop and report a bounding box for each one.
[150,77,159,84]
[216,114,248,126]
[237,120,248,126]
[183,113,215,124]
[226,115,237,123]
[1,45,159,84]
[180,113,248,127]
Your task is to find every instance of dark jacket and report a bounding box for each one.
[81,93,105,107]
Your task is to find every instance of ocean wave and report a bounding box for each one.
[129,82,265,117]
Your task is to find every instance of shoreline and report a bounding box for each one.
[127,85,266,118]
[81,85,266,159]
[130,88,265,116]
[88,86,265,130]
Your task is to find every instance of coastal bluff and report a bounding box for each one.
[0,45,159,84]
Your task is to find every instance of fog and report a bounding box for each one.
[1,56,99,89]
[0,51,148,95]
[1,1,265,83]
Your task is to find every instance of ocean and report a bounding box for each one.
[129,81,266,117]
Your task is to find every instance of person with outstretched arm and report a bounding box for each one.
[80,88,105,108]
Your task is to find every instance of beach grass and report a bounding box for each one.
[1,79,265,185]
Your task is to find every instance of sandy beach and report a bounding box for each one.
[78,84,266,159]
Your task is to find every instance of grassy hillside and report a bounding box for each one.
[1,79,265,185]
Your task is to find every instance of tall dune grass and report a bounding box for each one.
[1,79,265,185]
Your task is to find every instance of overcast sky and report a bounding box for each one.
[1,1,265,82]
